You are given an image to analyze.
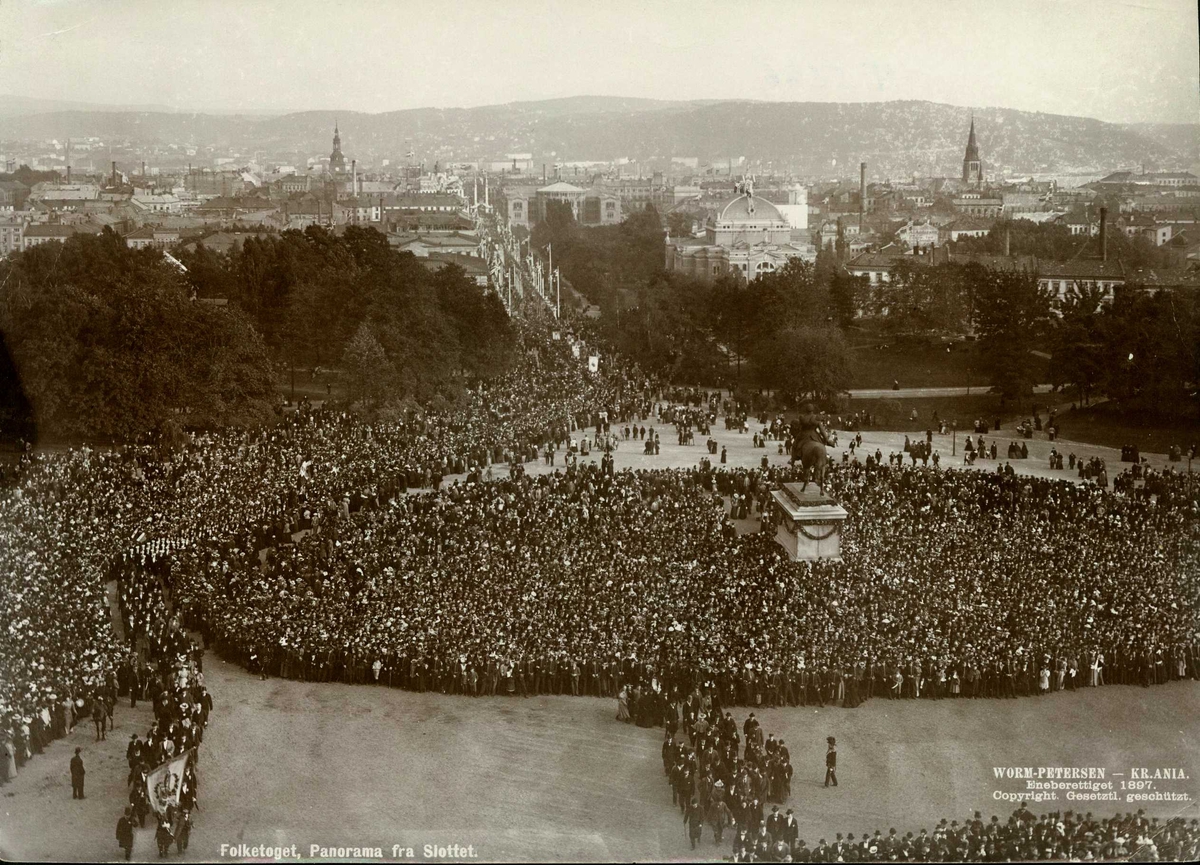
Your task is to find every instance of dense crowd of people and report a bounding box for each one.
[145,456,1197,712]
[1,309,1198,860]
[0,318,652,769]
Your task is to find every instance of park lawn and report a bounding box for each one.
[1049,404,1200,455]
[838,393,1028,432]
[845,334,1050,391]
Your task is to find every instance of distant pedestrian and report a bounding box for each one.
[70,747,86,799]
[824,736,838,787]
[92,698,107,741]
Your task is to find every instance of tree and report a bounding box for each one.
[751,326,851,406]
[666,211,695,238]
[342,322,393,405]
[865,261,975,336]
[1096,287,1199,418]
[0,230,276,439]
[1048,282,1108,404]
[973,270,1054,402]
[829,270,866,329]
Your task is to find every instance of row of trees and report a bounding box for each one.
[1051,285,1199,418]
[954,219,1180,270]
[0,225,515,442]
[545,202,1196,416]
[0,229,276,441]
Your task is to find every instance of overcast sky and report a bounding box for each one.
[1,0,1197,123]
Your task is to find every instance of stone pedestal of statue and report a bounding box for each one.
[769,482,848,561]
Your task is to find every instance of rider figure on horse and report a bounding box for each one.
[791,403,834,494]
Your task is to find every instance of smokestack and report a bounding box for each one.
[1100,207,1107,261]
[859,162,867,227]
[67,165,71,184]
[542,164,547,182]
[1005,225,1011,257]
[112,161,117,188]
[352,159,357,197]
[379,195,385,228]
[141,161,146,178]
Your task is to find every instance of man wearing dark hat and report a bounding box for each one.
[824,736,838,787]
[765,804,783,842]
[685,797,704,849]
[70,747,85,799]
[116,805,135,860]
[783,808,800,848]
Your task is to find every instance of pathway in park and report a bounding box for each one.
[846,384,1056,399]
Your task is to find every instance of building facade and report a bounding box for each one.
[665,181,815,282]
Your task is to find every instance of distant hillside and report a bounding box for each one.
[0,97,1194,177]
[0,94,172,117]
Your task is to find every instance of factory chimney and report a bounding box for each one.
[141,161,146,178]
[352,159,357,197]
[1100,207,1107,261]
[1004,225,1011,257]
[111,161,117,188]
[859,162,867,228]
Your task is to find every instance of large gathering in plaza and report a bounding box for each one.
[2,295,1198,860]
[3,6,1200,858]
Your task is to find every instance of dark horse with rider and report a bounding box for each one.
[789,403,835,495]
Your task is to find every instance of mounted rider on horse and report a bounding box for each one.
[790,404,834,495]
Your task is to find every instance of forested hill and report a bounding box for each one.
[2,97,1195,177]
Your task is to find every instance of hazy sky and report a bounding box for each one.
[2,0,1197,123]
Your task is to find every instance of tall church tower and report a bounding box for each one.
[329,121,346,174]
[962,115,982,187]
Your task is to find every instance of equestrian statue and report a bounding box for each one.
[790,404,834,495]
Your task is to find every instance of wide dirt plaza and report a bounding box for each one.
[2,430,1198,863]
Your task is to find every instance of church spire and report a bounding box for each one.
[330,120,346,174]
[962,113,981,187]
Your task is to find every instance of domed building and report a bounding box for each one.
[665,178,814,282]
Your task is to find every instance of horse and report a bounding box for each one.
[791,430,832,495]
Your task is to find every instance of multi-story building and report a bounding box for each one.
[665,181,815,282]
[897,219,940,249]
[0,218,24,256]
[131,193,182,214]
[21,223,101,250]
[943,216,994,242]
[952,191,1004,217]
[0,181,30,211]
[124,226,181,250]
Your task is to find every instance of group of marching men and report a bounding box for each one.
[115,656,211,859]
[663,706,796,853]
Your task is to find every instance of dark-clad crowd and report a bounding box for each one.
[1,310,1198,862]
[0,319,652,777]
[147,457,1200,712]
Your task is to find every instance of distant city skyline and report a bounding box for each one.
[0,0,1197,125]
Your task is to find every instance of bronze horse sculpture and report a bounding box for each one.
[790,406,834,495]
